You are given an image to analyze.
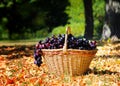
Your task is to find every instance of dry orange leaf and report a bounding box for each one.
[6,78,14,85]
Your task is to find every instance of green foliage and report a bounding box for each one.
[52,23,84,37]
[0,14,8,39]
[68,23,85,37]
[0,3,5,8]
[93,0,105,38]
[0,25,3,39]
[65,0,84,24]
[52,0,105,38]
[93,0,105,19]
[36,29,49,38]
[1,0,70,39]
[0,24,8,39]
[0,0,105,40]
[94,20,100,35]
[52,0,85,37]
[52,26,66,35]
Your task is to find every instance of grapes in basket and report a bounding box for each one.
[34,34,97,67]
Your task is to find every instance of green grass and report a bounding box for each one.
[0,38,44,46]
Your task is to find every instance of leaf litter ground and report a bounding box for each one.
[0,43,120,86]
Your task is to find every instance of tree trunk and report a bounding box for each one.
[101,0,120,40]
[83,0,94,39]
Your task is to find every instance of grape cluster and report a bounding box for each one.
[34,34,97,67]
[34,49,42,67]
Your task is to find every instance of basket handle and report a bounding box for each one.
[63,26,71,52]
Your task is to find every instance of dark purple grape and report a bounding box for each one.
[89,41,96,50]
[36,60,42,67]
[34,55,39,60]
[45,43,50,49]
[35,43,39,49]
[68,34,73,38]
[34,34,97,67]
[58,34,62,38]
[59,44,63,48]
[34,60,37,64]
[44,38,50,43]
[79,46,84,50]
[35,56,42,67]
[39,40,42,44]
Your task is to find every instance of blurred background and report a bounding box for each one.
[0,0,120,41]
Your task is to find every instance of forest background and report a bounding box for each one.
[0,0,108,40]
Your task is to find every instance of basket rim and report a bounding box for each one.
[41,49,98,52]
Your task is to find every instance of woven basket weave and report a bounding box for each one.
[42,49,97,77]
[42,27,97,77]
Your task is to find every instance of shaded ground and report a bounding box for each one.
[0,45,34,59]
[0,42,120,86]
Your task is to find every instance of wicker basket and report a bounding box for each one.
[42,27,97,77]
